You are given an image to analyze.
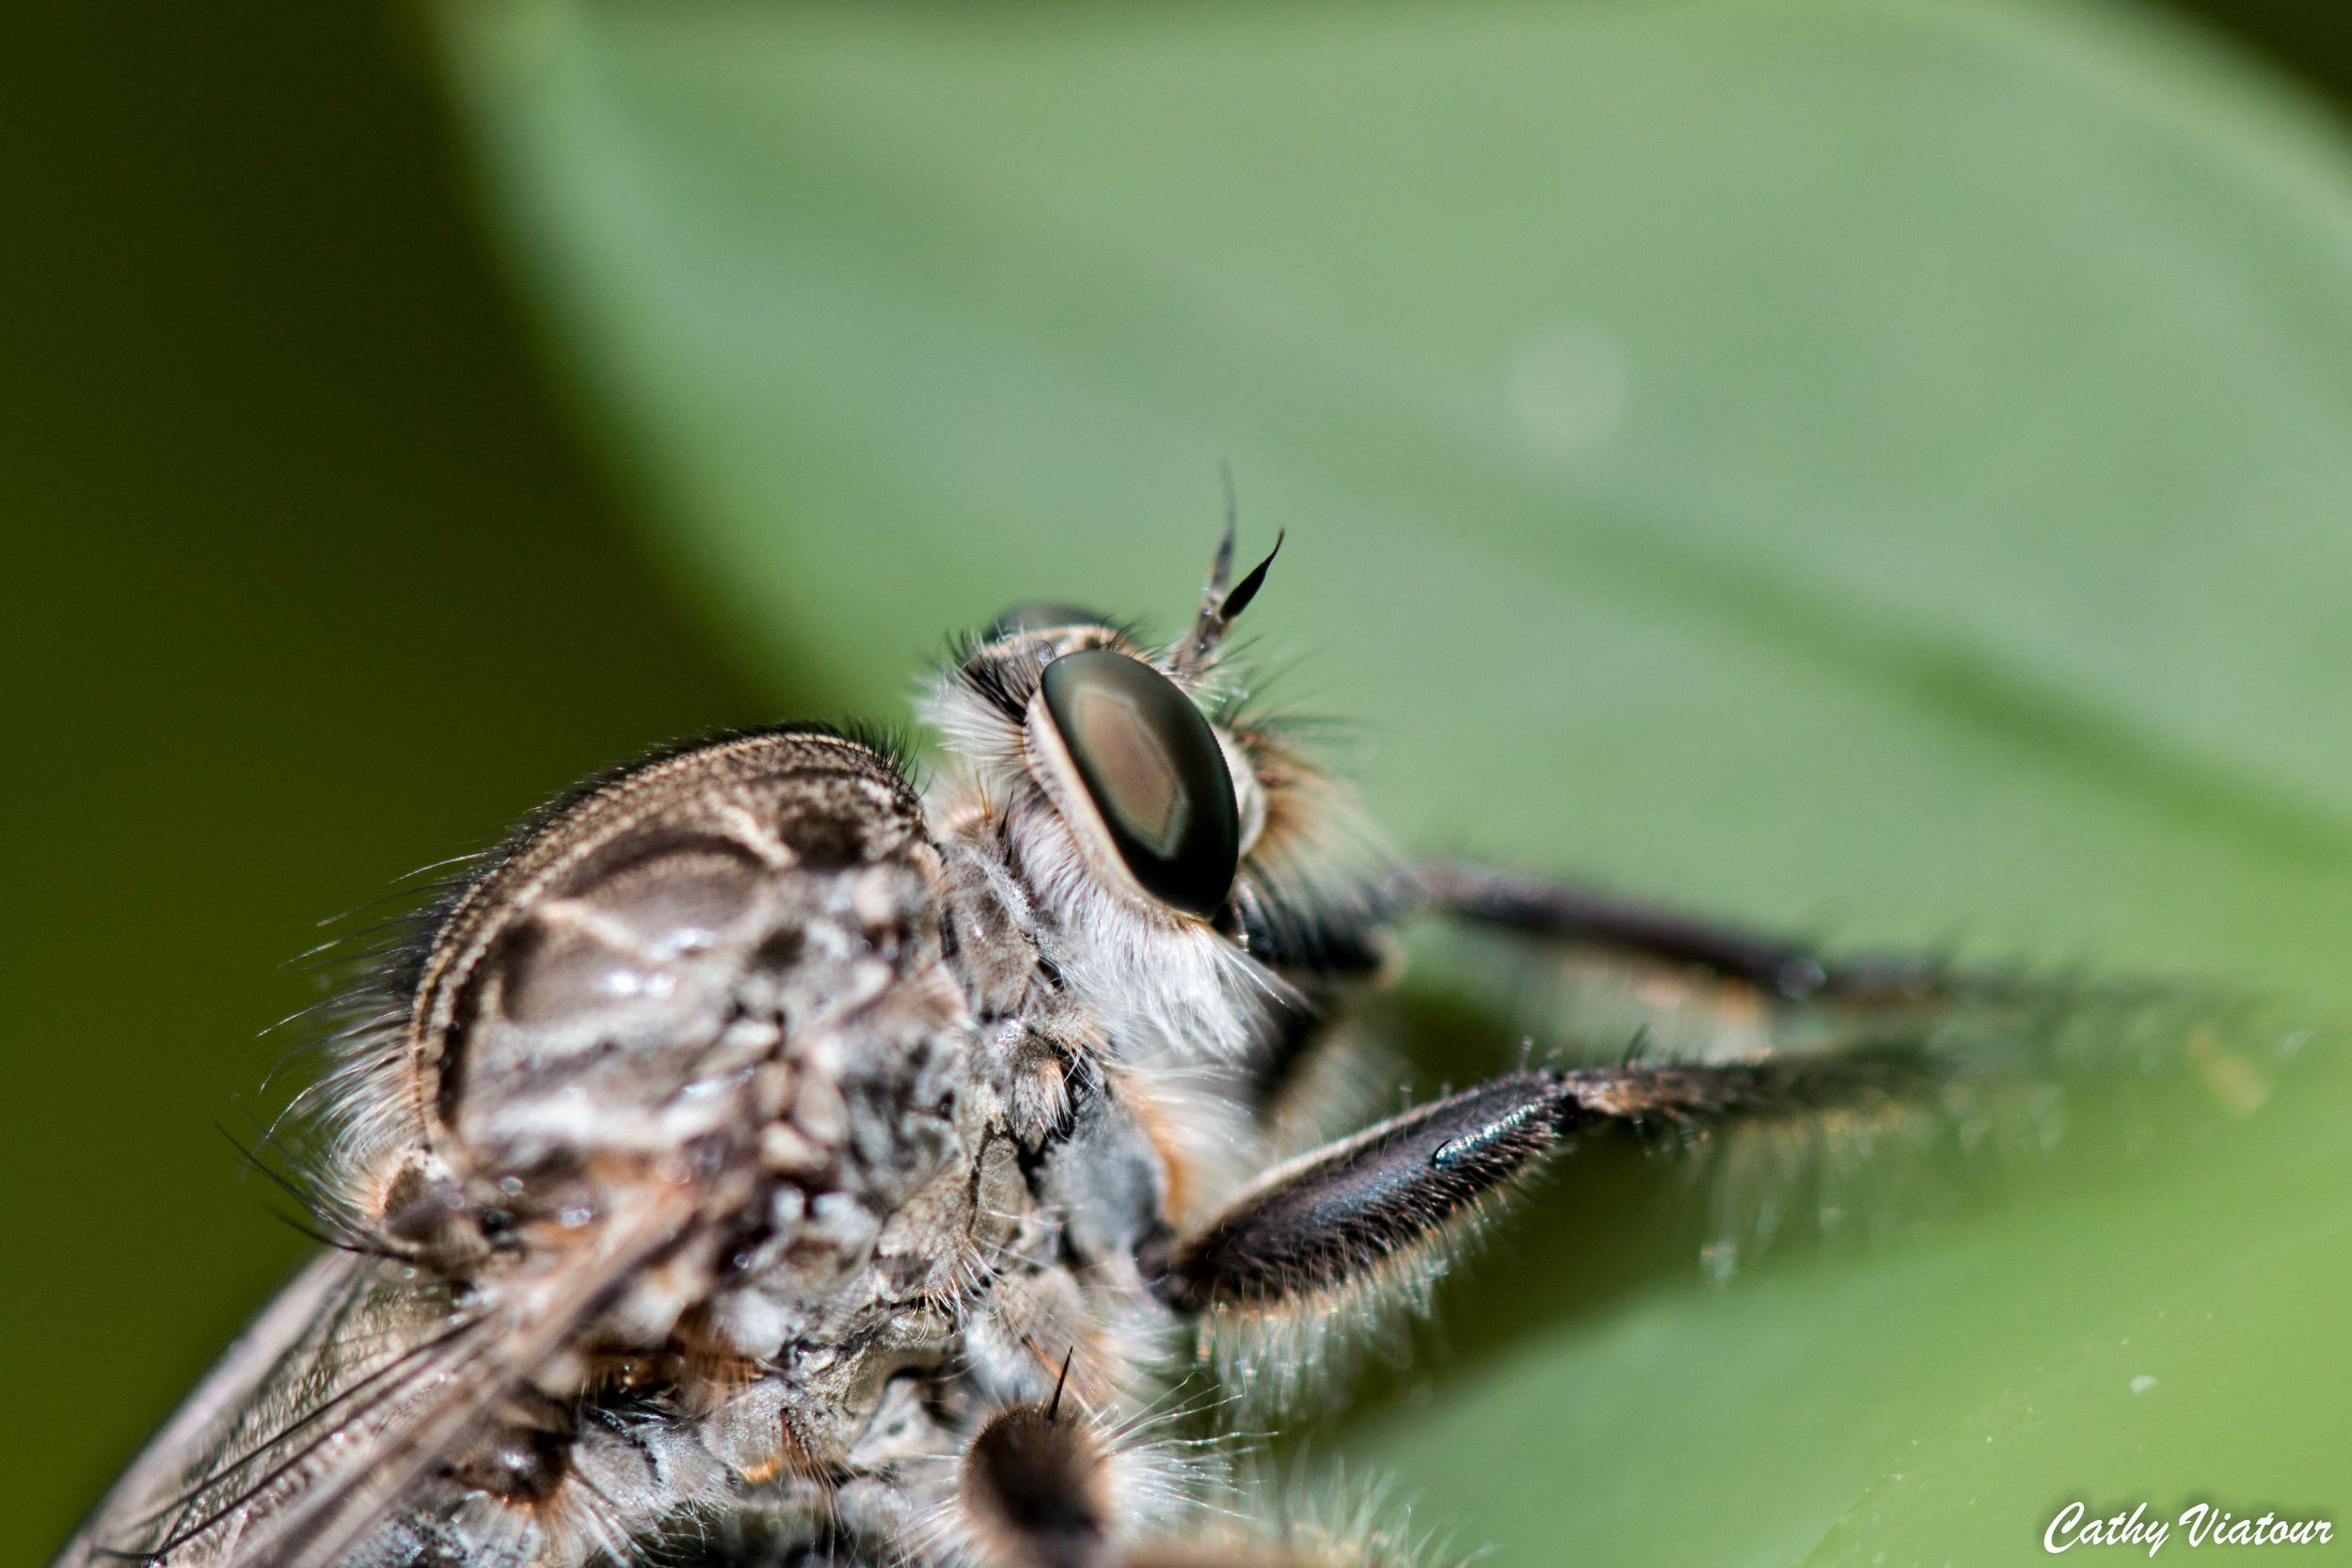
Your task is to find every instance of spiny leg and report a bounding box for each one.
[1400,859,2233,1114]
[1408,858,1945,1005]
[1149,1050,1941,1323]
[1149,1073,1566,1318]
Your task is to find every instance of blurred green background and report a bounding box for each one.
[11,2,2352,1564]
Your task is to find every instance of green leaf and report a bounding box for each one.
[440,1,2352,1560]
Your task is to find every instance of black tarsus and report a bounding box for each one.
[1411,859,1946,1005]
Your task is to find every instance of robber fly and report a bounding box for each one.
[55,529,2288,1568]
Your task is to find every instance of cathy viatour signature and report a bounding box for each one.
[2044,1500,2335,1555]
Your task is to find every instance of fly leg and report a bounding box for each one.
[1396,858,2014,1075]
[1408,859,1946,1006]
[1147,1053,1933,1357]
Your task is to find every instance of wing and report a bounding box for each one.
[59,1251,380,1567]
[59,1179,706,1568]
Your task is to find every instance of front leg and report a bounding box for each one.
[1410,859,1945,1005]
[1150,1073,1569,1320]
[1151,1047,1947,1405]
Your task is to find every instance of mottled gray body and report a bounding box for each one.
[70,731,1199,1568]
[59,549,2257,1568]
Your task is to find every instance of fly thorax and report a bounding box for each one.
[394,736,994,1359]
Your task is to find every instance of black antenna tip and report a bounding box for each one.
[1218,529,1284,624]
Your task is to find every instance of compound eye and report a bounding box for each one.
[1038,648,1240,919]
[988,601,1107,639]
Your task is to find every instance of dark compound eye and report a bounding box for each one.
[987,601,1108,639]
[1038,648,1240,919]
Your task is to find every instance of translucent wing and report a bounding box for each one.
[60,1180,705,1568]
[60,1252,383,1566]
